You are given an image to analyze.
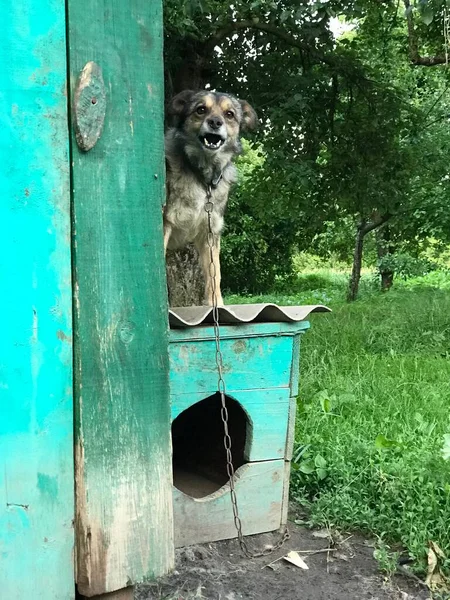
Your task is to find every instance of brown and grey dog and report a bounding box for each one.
[164,90,258,306]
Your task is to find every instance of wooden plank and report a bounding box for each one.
[0,1,74,598]
[67,0,173,595]
[285,397,297,461]
[173,460,284,547]
[169,321,310,343]
[289,332,302,396]
[169,334,295,394]
[171,388,290,461]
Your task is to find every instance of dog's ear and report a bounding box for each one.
[239,100,258,132]
[169,90,196,120]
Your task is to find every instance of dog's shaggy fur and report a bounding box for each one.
[164,90,258,306]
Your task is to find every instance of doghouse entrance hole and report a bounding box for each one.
[172,393,249,499]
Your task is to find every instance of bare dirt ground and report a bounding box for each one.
[137,521,430,600]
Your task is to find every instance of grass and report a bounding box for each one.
[226,270,450,578]
[226,268,379,306]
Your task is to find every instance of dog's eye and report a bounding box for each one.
[196,106,207,115]
[225,110,234,119]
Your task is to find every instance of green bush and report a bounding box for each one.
[221,141,297,293]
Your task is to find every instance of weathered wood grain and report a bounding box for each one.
[73,61,106,152]
[169,322,309,547]
[68,0,173,595]
[285,397,297,462]
[173,460,284,547]
[169,321,310,343]
[169,331,297,395]
[289,333,303,396]
[281,461,291,526]
[0,1,74,597]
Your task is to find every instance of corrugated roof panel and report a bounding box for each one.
[169,304,331,327]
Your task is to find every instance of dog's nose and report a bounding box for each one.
[207,117,223,130]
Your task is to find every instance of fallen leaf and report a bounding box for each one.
[425,542,450,592]
[430,541,446,560]
[283,551,309,570]
[425,546,438,587]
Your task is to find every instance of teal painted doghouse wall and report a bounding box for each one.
[168,321,309,548]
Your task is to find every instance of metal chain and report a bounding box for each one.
[204,184,290,559]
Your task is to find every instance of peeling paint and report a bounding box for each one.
[56,329,72,343]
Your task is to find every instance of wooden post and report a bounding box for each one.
[0,1,74,598]
[67,0,174,596]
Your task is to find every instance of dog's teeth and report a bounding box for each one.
[202,136,222,149]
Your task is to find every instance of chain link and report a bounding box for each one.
[204,184,290,559]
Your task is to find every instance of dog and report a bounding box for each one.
[164,90,258,306]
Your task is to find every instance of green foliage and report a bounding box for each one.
[378,252,438,280]
[292,444,328,483]
[225,267,379,305]
[373,541,401,577]
[292,284,450,575]
[221,140,298,292]
[401,269,450,290]
[164,0,450,297]
[442,434,450,461]
[227,274,450,575]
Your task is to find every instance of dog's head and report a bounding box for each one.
[168,90,258,157]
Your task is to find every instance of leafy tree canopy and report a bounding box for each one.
[163,0,450,297]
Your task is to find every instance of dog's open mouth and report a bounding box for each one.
[200,133,225,150]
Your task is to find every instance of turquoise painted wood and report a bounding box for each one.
[0,1,74,598]
[171,388,291,461]
[169,321,310,342]
[68,0,173,595]
[169,321,309,547]
[173,460,284,547]
[169,322,310,396]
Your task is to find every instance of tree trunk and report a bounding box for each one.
[347,223,366,302]
[167,40,210,98]
[347,212,393,302]
[380,268,394,292]
[173,52,207,93]
[376,226,395,292]
[166,245,205,307]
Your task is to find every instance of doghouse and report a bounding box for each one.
[168,304,329,547]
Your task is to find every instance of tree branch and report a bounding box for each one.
[403,0,447,66]
[411,55,447,66]
[361,212,393,235]
[205,20,336,67]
